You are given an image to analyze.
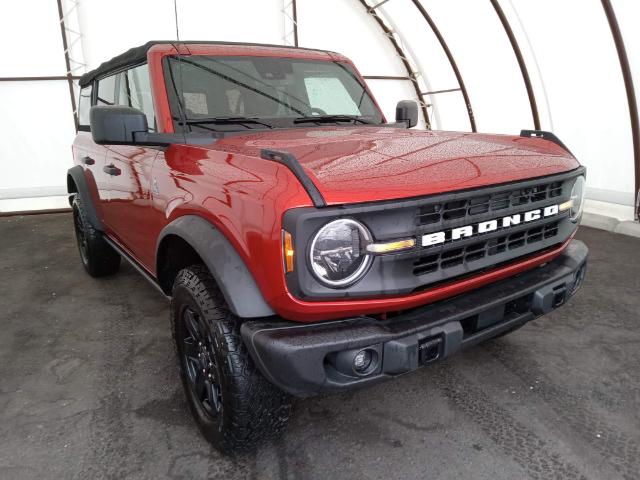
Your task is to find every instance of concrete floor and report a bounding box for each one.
[1,213,639,480]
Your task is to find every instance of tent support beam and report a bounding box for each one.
[424,87,462,96]
[0,76,81,82]
[292,0,299,47]
[490,0,541,130]
[363,75,410,80]
[56,0,78,132]
[601,0,640,221]
[358,0,431,129]
[410,0,476,132]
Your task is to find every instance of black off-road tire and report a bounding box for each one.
[72,194,120,277]
[170,265,291,453]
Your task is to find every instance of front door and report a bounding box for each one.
[101,145,158,269]
[98,63,161,271]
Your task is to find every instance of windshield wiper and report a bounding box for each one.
[293,115,373,125]
[182,116,274,129]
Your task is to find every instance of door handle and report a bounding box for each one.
[81,156,95,165]
[103,164,121,176]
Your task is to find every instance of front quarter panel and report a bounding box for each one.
[151,144,313,312]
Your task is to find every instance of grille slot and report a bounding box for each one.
[413,222,560,276]
[417,180,564,226]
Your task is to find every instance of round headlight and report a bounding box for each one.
[309,219,373,287]
[570,176,586,222]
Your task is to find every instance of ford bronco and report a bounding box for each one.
[69,41,588,452]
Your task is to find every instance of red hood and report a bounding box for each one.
[210,127,580,205]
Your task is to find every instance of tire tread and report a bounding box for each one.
[170,265,291,453]
[72,194,120,277]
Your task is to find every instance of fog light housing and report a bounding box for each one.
[353,349,373,372]
[328,346,381,378]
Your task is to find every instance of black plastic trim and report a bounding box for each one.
[79,40,341,87]
[284,167,585,300]
[66,165,103,231]
[261,149,326,207]
[103,236,168,298]
[241,240,588,397]
[156,215,275,318]
[520,130,574,157]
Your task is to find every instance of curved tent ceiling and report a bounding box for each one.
[0,0,637,220]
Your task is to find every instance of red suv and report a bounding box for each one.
[69,41,588,452]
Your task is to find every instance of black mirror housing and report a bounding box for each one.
[89,105,216,147]
[90,105,150,145]
[395,100,419,128]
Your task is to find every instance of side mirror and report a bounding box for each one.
[90,105,152,145]
[395,100,419,128]
[89,105,217,147]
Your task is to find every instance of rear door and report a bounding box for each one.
[72,83,107,222]
[91,74,121,219]
[100,64,160,270]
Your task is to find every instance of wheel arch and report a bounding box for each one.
[67,165,103,230]
[156,215,275,319]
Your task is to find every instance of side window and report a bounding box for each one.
[96,74,116,106]
[77,85,93,129]
[119,64,157,132]
[304,77,360,115]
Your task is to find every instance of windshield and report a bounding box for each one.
[164,55,384,132]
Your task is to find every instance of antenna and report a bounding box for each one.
[173,0,180,41]
[171,0,187,142]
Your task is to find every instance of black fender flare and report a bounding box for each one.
[67,165,104,230]
[157,215,276,318]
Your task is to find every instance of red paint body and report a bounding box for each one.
[73,44,580,322]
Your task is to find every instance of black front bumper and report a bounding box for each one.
[241,240,588,397]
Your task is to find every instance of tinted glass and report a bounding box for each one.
[77,85,92,127]
[165,56,382,130]
[116,64,157,131]
[96,74,116,106]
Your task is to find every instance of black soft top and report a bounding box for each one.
[78,40,334,87]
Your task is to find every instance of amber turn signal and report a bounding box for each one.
[283,230,295,273]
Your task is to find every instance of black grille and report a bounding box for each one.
[417,181,563,225]
[413,222,560,276]
[283,167,583,300]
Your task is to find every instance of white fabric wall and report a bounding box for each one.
[0,1,75,207]
[1,0,638,219]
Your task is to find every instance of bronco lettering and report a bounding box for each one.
[421,204,560,247]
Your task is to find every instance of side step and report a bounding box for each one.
[102,235,169,299]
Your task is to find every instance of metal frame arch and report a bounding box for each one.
[489,0,541,130]
[601,0,640,221]
[409,0,476,132]
[56,0,79,131]
[357,0,431,129]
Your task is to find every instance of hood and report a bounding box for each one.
[210,126,580,205]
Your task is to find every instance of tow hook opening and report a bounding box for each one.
[572,264,587,293]
[419,336,443,365]
[552,285,567,308]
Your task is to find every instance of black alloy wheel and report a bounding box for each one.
[170,265,291,453]
[71,194,120,277]
[73,204,89,265]
[180,305,222,417]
